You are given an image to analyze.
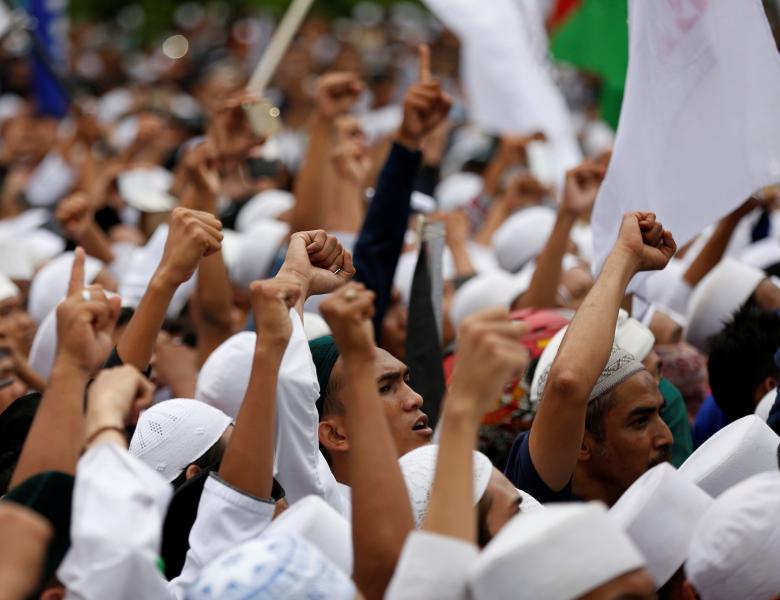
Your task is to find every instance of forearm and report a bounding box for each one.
[422,402,479,543]
[344,357,414,599]
[519,210,575,308]
[194,253,234,368]
[291,116,333,232]
[116,275,178,371]
[473,203,511,246]
[325,178,365,233]
[10,359,89,488]
[448,242,476,280]
[75,223,116,264]
[683,215,740,286]
[218,345,284,499]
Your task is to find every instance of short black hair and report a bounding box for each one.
[585,392,617,442]
[170,434,228,490]
[708,305,780,421]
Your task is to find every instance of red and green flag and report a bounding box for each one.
[549,0,629,130]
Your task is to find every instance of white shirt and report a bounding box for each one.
[168,474,276,598]
[273,310,351,518]
[58,443,173,600]
[385,531,479,600]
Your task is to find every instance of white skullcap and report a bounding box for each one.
[0,273,20,303]
[119,224,195,318]
[434,172,483,212]
[28,252,103,324]
[399,445,493,528]
[639,260,692,318]
[468,502,646,600]
[228,220,288,288]
[738,237,780,270]
[755,389,776,421]
[687,472,780,600]
[492,206,557,273]
[615,310,655,362]
[532,321,645,404]
[303,312,331,340]
[608,463,713,587]
[28,306,58,382]
[684,258,765,353]
[129,399,232,482]
[263,496,353,576]
[517,488,545,514]
[0,241,37,281]
[450,270,533,327]
[678,415,780,497]
[117,166,177,213]
[195,332,255,419]
[236,190,295,232]
[410,191,436,214]
[0,94,24,127]
[185,533,355,600]
[96,88,133,124]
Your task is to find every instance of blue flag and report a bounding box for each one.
[26,0,69,117]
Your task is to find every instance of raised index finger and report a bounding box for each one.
[418,44,431,84]
[67,247,86,297]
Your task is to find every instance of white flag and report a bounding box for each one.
[591,0,780,293]
[422,0,581,183]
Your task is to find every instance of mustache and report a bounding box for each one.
[648,447,672,469]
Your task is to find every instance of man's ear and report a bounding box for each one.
[755,376,778,405]
[578,431,594,462]
[185,464,202,480]
[40,586,66,600]
[318,417,349,454]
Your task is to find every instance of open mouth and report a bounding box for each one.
[412,414,430,432]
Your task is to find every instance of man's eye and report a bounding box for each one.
[379,384,392,394]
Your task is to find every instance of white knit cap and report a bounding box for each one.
[0,273,20,303]
[129,399,233,482]
[399,445,493,527]
[738,237,780,270]
[754,389,776,421]
[185,533,356,600]
[450,270,533,328]
[227,220,288,288]
[687,472,780,600]
[468,502,646,600]
[119,224,195,318]
[117,166,177,213]
[534,341,645,405]
[263,496,353,576]
[303,313,331,340]
[195,332,256,419]
[615,311,655,362]
[608,463,713,587]
[684,258,766,353]
[678,415,780,497]
[28,251,103,324]
[236,189,295,232]
[492,206,557,273]
[434,172,483,212]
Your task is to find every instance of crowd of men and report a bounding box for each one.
[0,2,779,599]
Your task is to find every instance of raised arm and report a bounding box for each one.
[353,44,451,336]
[529,212,676,491]
[424,308,528,542]
[291,73,363,233]
[55,192,116,264]
[115,207,222,371]
[321,283,414,600]
[11,249,121,489]
[519,161,604,308]
[216,277,299,499]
